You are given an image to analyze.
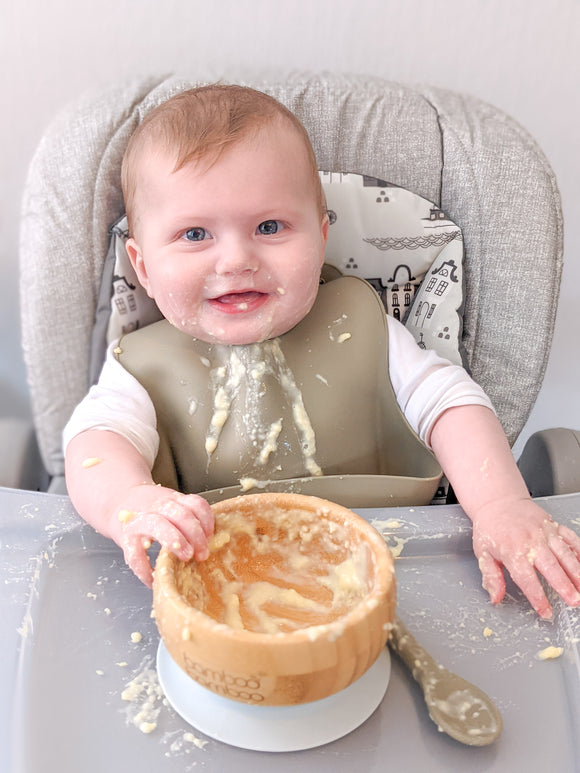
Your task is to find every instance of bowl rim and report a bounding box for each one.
[153,492,396,647]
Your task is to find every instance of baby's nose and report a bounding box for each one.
[215,240,259,275]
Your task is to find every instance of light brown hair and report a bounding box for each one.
[121,84,326,234]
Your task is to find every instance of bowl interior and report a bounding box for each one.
[165,494,391,637]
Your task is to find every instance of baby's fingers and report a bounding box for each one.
[506,557,553,619]
[556,524,580,563]
[163,493,214,558]
[124,512,194,565]
[477,551,506,605]
[544,534,580,599]
[175,493,214,538]
[174,516,211,561]
[123,535,155,588]
[155,495,213,557]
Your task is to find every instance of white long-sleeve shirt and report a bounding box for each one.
[63,315,494,469]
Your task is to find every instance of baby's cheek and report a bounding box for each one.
[161,291,201,330]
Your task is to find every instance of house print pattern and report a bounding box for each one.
[321,172,464,365]
[106,218,163,342]
[111,274,138,327]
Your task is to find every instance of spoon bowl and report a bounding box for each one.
[388,615,502,746]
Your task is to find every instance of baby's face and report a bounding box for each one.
[126,123,328,345]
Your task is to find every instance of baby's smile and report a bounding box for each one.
[208,291,269,314]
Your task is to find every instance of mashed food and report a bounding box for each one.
[173,505,374,635]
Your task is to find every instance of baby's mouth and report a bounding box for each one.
[208,291,269,314]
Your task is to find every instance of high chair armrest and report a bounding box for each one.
[0,418,44,491]
[517,428,580,498]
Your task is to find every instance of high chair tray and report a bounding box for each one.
[2,488,579,772]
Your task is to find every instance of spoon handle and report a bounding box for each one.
[388,615,440,691]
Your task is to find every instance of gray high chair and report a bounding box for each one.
[12,72,578,496]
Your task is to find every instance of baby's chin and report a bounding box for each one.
[189,319,298,346]
[168,301,313,345]
[198,328,288,346]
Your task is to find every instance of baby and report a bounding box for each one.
[64,84,580,620]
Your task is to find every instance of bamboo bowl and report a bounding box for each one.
[153,492,396,706]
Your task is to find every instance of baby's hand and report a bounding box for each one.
[472,498,580,618]
[112,485,214,587]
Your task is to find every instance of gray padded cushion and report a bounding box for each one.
[19,72,563,477]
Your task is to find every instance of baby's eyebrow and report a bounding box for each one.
[167,216,208,233]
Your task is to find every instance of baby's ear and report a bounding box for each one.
[126,238,154,298]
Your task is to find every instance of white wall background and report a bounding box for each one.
[1,0,579,455]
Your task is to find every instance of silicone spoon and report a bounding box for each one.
[388,615,503,746]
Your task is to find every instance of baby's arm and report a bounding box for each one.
[65,429,213,587]
[430,404,580,618]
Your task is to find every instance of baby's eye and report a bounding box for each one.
[257,220,284,235]
[183,227,208,242]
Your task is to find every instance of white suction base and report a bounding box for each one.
[157,641,391,752]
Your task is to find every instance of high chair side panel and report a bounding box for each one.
[20,76,167,476]
[419,86,563,444]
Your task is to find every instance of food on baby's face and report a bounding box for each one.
[81,457,103,468]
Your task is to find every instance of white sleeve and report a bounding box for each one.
[387,316,495,447]
[62,342,160,469]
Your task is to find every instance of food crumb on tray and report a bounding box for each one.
[537,645,563,661]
